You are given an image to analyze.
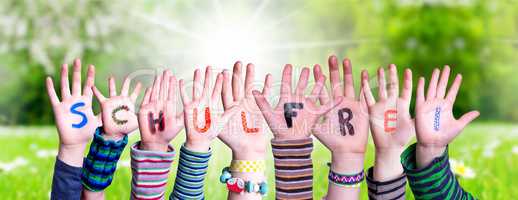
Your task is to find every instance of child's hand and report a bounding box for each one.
[362,65,414,180]
[218,62,268,160]
[179,66,240,152]
[415,66,479,168]
[253,64,338,140]
[45,59,99,166]
[93,76,142,140]
[138,70,183,151]
[311,56,368,172]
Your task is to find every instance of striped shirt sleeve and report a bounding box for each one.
[131,142,175,200]
[366,167,406,200]
[401,143,476,200]
[271,137,313,200]
[170,144,212,200]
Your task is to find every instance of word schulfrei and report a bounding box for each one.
[433,107,441,131]
[338,108,354,136]
[384,109,397,133]
[112,105,130,125]
[148,111,165,133]
[240,111,259,133]
[193,107,211,133]
[283,102,304,128]
[70,102,88,128]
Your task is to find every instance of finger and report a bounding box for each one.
[456,110,480,131]
[377,67,387,100]
[262,74,273,97]
[150,72,162,102]
[387,64,399,98]
[167,76,177,102]
[328,55,343,98]
[211,73,223,101]
[401,68,413,100]
[446,74,462,103]
[121,76,132,96]
[252,90,274,119]
[343,58,355,98]
[426,68,440,100]
[141,87,151,107]
[222,70,233,108]
[60,63,71,98]
[109,76,117,97]
[179,79,189,104]
[280,64,293,96]
[308,74,325,102]
[160,70,171,101]
[201,66,212,99]
[83,65,95,97]
[295,67,310,95]
[416,77,425,106]
[313,64,330,104]
[362,70,376,106]
[71,59,82,96]
[244,63,255,98]
[130,82,142,103]
[92,86,107,103]
[46,77,60,106]
[232,61,244,101]
[436,65,450,99]
[193,68,201,100]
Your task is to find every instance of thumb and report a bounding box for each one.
[96,114,103,127]
[456,110,480,131]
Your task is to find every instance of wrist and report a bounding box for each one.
[57,143,87,167]
[330,152,365,174]
[100,132,125,141]
[373,148,404,181]
[139,142,169,152]
[185,140,211,152]
[416,143,446,169]
[232,149,266,160]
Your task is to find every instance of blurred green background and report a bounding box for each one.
[0,0,517,199]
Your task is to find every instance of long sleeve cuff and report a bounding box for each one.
[401,143,476,200]
[81,127,128,191]
[366,167,406,200]
[51,158,83,200]
[130,142,175,200]
[170,144,212,200]
[271,137,313,200]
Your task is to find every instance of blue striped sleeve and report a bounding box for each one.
[170,144,212,200]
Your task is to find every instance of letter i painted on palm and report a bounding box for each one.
[241,111,259,133]
[193,107,211,133]
[433,107,441,131]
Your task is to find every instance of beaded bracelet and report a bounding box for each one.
[219,167,268,196]
[327,163,364,187]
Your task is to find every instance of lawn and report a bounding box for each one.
[0,122,517,199]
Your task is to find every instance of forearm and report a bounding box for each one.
[401,143,476,200]
[373,148,404,181]
[325,153,364,200]
[171,143,212,200]
[366,148,406,200]
[271,137,313,200]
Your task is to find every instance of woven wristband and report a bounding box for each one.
[81,127,128,191]
[327,163,364,187]
[230,160,266,173]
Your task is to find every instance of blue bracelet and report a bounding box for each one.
[220,167,268,196]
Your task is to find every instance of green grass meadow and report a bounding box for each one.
[0,122,517,199]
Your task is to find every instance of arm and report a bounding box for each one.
[411,66,479,199]
[312,56,369,199]
[219,62,268,200]
[171,66,239,199]
[132,70,184,200]
[253,64,338,199]
[361,65,415,199]
[46,59,99,200]
[82,75,142,199]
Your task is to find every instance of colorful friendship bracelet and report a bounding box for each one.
[230,160,266,173]
[327,163,364,187]
[219,167,268,196]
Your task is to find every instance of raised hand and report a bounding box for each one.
[414,66,479,167]
[362,64,414,181]
[138,70,183,151]
[93,76,142,140]
[179,66,240,152]
[219,62,268,160]
[46,59,99,166]
[252,64,337,140]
